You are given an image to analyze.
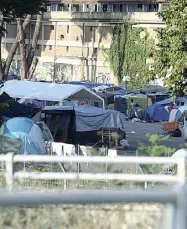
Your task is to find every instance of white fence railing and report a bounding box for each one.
[0,153,187,229]
[0,153,186,191]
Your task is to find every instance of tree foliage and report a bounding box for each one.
[0,0,46,80]
[103,23,154,89]
[151,0,186,96]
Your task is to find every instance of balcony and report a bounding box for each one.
[44,12,163,24]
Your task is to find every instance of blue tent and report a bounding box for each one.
[156,98,171,105]
[0,117,46,155]
[146,103,169,121]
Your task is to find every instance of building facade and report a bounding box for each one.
[1,0,168,83]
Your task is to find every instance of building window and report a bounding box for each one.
[46,4,51,12]
[67,25,69,33]
[90,26,93,32]
[93,48,97,56]
[58,4,63,11]
[60,34,64,40]
[66,46,69,52]
[51,25,54,30]
[37,45,40,50]
[103,4,108,12]
[51,4,57,11]
[49,45,52,50]
[76,36,79,41]
[120,4,123,12]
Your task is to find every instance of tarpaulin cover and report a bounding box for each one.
[0,117,46,155]
[74,106,126,132]
[0,92,39,118]
[43,105,127,132]
[146,103,169,121]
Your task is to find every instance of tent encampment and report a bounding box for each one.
[1,80,104,107]
[146,103,169,121]
[0,117,46,155]
[43,105,127,132]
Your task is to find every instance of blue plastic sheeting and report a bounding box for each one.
[157,97,187,105]
[64,81,114,89]
[43,105,127,132]
[1,117,46,155]
[156,98,171,105]
[75,106,126,132]
[146,103,169,121]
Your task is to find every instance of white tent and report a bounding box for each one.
[1,80,104,107]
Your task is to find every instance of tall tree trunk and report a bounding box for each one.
[28,57,38,80]
[4,15,31,78]
[27,13,43,73]
[17,18,27,80]
[0,18,4,80]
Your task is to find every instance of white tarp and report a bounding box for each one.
[1,80,104,105]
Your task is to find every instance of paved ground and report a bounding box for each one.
[125,121,185,150]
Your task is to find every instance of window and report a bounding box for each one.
[66,46,69,52]
[93,48,97,56]
[58,4,63,11]
[51,4,57,11]
[103,4,108,12]
[67,25,69,33]
[51,25,54,30]
[37,44,40,50]
[46,4,51,12]
[76,36,79,41]
[90,26,93,32]
[120,4,123,12]
[60,34,64,40]
[49,45,52,50]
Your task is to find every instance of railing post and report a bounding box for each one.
[5,153,14,191]
[177,156,187,185]
[175,185,187,229]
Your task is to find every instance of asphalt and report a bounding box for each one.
[125,121,185,150]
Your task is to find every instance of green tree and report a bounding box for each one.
[151,0,186,96]
[103,24,154,89]
[0,0,46,80]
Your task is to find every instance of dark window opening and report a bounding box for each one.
[51,25,54,30]
[66,46,69,52]
[67,25,69,33]
[60,34,64,40]
[103,4,108,12]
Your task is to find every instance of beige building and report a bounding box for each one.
[1,0,168,83]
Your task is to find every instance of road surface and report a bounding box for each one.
[125,121,184,150]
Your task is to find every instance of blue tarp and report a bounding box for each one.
[146,103,169,121]
[157,97,187,105]
[43,105,127,132]
[0,117,46,155]
[64,81,114,89]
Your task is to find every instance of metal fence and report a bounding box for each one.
[0,153,186,229]
[0,153,186,191]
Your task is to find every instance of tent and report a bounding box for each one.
[146,103,169,121]
[0,92,39,118]
[129,107,150,121]
[169,109,178,122]
[1,80,104,107]
[43,105,127,132]
[0,117,46,155]
[175,106,187,121]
